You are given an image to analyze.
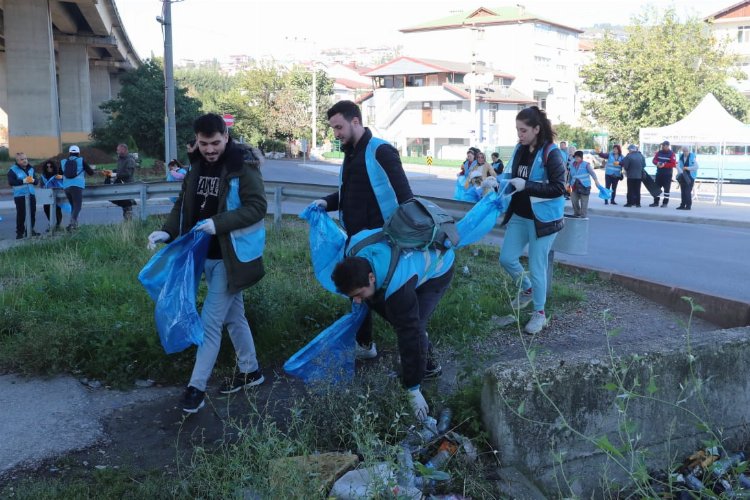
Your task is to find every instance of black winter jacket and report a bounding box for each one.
[322,128,412,236]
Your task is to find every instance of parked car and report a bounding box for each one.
[581,149,604,169]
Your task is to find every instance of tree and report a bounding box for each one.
[92,59,202,159]
[175,66,238,112]
[554,123,596,149]
[581,8,749,143]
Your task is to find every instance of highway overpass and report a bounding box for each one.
[0,0,140,157]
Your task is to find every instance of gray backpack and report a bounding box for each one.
[348,198,460,293]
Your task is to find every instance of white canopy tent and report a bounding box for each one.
[639,93,750,204]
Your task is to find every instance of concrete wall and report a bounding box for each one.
[90,67,112,128]
[4,0,61,157]
[482,326,750,497]
[58,43,93,143]
[0,52,8,145]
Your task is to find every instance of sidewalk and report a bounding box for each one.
[301,159,750,229]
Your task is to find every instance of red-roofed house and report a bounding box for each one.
[359,55,534,159]
[399,6,583,127]
[323,62,373,102]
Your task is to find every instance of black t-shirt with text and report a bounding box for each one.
[508,145,534,219]
[193,165,222,259]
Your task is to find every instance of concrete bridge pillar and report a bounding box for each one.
[90,66,112,128]
[58,43,93,144]
[0,53,8,146]
[4,0,61,158]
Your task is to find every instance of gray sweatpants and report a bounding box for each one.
[188,259,259,391]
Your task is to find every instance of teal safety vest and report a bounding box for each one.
[678,152,698,180]
[501,143,565,223]
[225,177,265,262]
[604,153,624,176]
[10,165,36,197]
[569,161,592,188]
[338,137,398,232]
[61,157,86,189]
[348,228,454,299]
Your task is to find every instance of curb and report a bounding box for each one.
[584,206,750,229]
[298,161,436,181]
[559,262,750,328]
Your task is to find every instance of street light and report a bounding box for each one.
[157,0,183,164]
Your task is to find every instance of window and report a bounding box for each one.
[739,26,750,43]
[407,75,424,87]
[534,56,551,69]
[533,92,547,110]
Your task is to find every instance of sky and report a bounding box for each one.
[117,0,724,63]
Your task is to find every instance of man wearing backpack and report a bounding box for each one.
[314,100,416,367]
[331,227,455,421]
[62,145,95,231]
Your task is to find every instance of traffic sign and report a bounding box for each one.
[223,114,234,127]
[426,156,433,166]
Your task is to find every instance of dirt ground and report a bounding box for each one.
[0,276,719,492]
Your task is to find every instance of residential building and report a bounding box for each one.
[359,56,534,160]
[705,1,750,96]
[324,62,373,103]
[399,6,583,127]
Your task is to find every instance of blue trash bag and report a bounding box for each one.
[455,179,514,247]
[138,229,211,354]
[299,203,347,294]
[284,301,368,384]
[454,175,467,200]
[598,186,612,200]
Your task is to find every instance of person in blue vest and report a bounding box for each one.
[147,113,268,414]
[7,152,39,239]
[676,145,699,210]
[602,144,624,205]
[568,151,604,218]
[61,145,95,231]
[39,159,64,231]
[313,100,414,367]
[650,140,677,207]
[331,228,455,421]
[498,106,566,335]
[491,152,504,175]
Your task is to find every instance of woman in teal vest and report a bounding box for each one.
[677,146,699,210]
[498,106,567,335]
[568,151,604,218]
[603,144,624,205]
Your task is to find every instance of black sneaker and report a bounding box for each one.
[219,369,265,394]
[181,386,205,413]
[424,359,443,380]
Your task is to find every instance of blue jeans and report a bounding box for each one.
[499,215,558,311]
[189,259,259,391]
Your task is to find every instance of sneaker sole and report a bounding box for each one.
[219,374,265,394]
[524,319,549,335]
[355,352,378,360]
[182,399,205,414]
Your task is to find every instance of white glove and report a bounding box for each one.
[481,176,499,190]
[196,218,216,235]
[147,230,169,250]
[312,199,327,209]
[407,387,429,422]
[508,178,526,192]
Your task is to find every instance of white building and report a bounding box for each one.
[359,56,534,160]
[705,1,750,97]
[399,6,583,127]
[324,62,373,103]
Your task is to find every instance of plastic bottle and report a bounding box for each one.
[436,408,453,434]
[396,445,416,488]
[426,440,458,470]
[738,473,750,490]
[712,452,746,479]
[684,473,704,491]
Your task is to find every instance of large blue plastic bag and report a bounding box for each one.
[138,229,210,353]
[299,203,347,294]
[455,179,514,247]
[598,186,612,200]
[284,301,368,384]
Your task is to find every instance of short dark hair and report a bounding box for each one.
[516,106,555,146]
[327,100,362,122]
[574,150,584,159]
[193,113,227,136]
[491,152,499,159]
[331,257,372,295]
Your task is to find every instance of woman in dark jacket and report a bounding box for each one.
[498,106,566,335]
[39,159,63,230]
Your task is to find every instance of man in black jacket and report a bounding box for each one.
[313,101,428,369]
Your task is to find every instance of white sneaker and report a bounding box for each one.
[510,291,533,310]
[355,342,377,360]
[524,312,548,335]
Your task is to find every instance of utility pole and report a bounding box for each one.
[312,67,317,153]
[158,1,178,164]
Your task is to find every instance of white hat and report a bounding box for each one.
[69,145,80,154]
[469,170,482,180]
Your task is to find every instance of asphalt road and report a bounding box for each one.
[1,159,747,302]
